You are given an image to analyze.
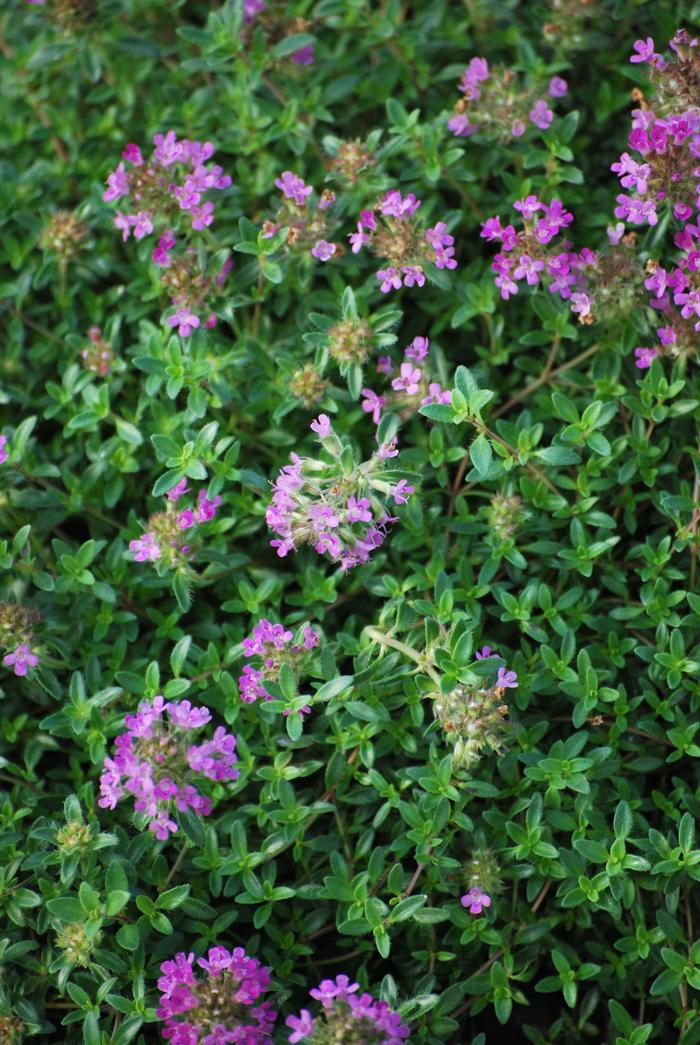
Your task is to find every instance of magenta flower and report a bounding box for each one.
[286,976,409,1043]
[166,307,200,337]
[239,619,319,718]
[128,533,161,562]
[195,490,221,522]
[167,478,190,502]
[102,163,130,203]
[402,264,425,287]
[0,435,8,465]
[347,496,372,523]
[529,100,554,129]
[311,239,336,262]
[157,947,276,1043]
[461,887,491,915]
[379,189,421,219]
[376,356,393,374]
[634,346,660,369]
[3,644,39,677]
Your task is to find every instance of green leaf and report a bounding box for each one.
[469,433,493,477]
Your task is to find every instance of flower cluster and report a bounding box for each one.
[434,648,518,770]
[80,325,115,376]
[98,696,239,841]
[286,975,410,1044]
[266,416,415,570]
[361,335,451,424]
[263,171,339,263]
[326,136,377,185]
[39,209,88,258]
[103,131,231,240]
[612,31,700,229]
[239,619,319,716]
[0,603,40,677]
[157,947,276,1045]
[447,58,566,140]
[103,132,232,333]
[482,196,642,324]
[128,482,222,569]
[633,247,700,369]
[349,190,457,292]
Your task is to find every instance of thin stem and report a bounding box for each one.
[163,841,189,889]
[364,626,441,687]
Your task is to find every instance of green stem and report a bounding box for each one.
[364,626,441,687]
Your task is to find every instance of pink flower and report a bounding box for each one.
[361,389,386,424]
[122,143,143,165]
[630,37,658,64]
[634,346,660,369]
[401,265,425,287]
[311,240,336,262]
[392,362,422,395]
[275,171,312,206]
[3,644,39,677]
[405,336,429,361]
[376,356,393,374]
[510,119,526,138]
[129,533,161,562]
[166,308,200,338]
[196,490,221,522]
[347,496,372,523]
[167,478,190,502]
[391,480,414,505]
[461,887,491,915]
[103,163,130,203]
[286,1010,315,1042]
[0,435,8,465]
[376,267,403,293]
[310,414,332,437]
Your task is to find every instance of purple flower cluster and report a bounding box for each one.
[103,131,231,239]
[266,417,414,570]
[361,335,451,423]
[608,33,700,228]
[103,132,232,334]
[286,974,410,1044]
[447,57,565,140]
[98,696,239,841]
[482,195,644,325]
[128,483,222,568]
[633,246,700,368]
[157,946,276,1044]
[239,619,320,717]
[349,190,457,292]
[263,172,339,264]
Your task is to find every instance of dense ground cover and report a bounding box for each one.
[1,1,700,1042]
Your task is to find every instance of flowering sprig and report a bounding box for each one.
[349,189,458,292]
[0,603,41,677]
[239,619,320,718]
[447,58,566,140]
[482,195,642,324]
[261,171,340,264]
[103,131,232,333]
[361,335,451,424]
[433,652,518,770]
[98,696,239,841]
[128,484,222,570]
[285,975,410,1043]
[156,946,276,1044]
[266,416,416,570]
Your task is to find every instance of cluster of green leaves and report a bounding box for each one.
[1,0,700,1043]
